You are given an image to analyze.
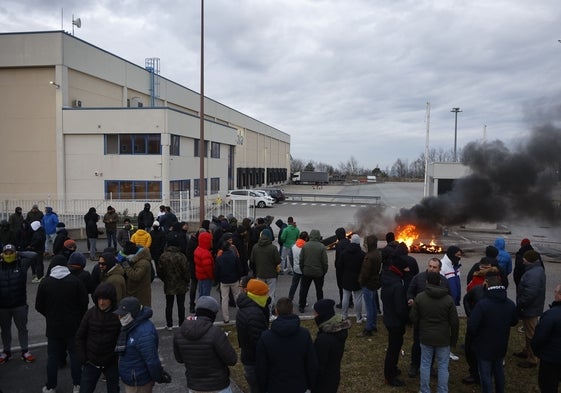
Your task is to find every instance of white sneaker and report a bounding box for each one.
[356,317,365,324]
[73,385,80,393]
[449,352,459,361]
[42,387,56,393]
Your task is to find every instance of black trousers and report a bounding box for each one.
[384,325,405,382]
[298,275,324,308]
[538,359,561,393]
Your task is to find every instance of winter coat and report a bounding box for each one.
[25,208,43,224]
[359,237,382,290]
[117,226,135,247]
[173,315,237,392]
[84,209,100,239]
[334,230,350,274]
[28,226,46,254]
[531,301,561,364]
[380,267,409,328]
[123,247,153,307]
[149,228,167,263]
[516,263,546,318]
[42,208,59,235]
[0,224,16,249]
[292,239,306,275]
[157,246,189,295]
[441,253,461,306]
[410,284,459,347]
[0,257,28,308]
[467,286,518,360]
[463,284,486,317]
[494,238,512,276]
[35,265,89,338]
[194,232,215,281]
[312,315,351,393]
[118,307,163,386]
[103,209,119,232]
[215,248,243,284]
[407,271,449,301]
[52,229,69,255]
[250,236,281,279]
[236,293,269,365]
[8,211,24,233]
[380,240,399,270]
[340,243,365,291]
[513,245,544,287]
[75,284,121,367]
[280,224,300,249]
[256,314,318,393]
[101,265,127,304]
[300,230,328,279]
[69,265,96,295]
[130,229,152,248]
[137,208,155,230]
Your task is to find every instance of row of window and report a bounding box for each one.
[104,134,220,158]
[105,178,220,200]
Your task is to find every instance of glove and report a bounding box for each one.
[157,370,172,384]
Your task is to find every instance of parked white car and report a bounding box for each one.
[225,190,274,208]
[251,189,276,204]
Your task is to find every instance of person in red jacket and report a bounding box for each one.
[194,231,214,297]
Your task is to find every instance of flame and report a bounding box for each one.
[395,224,443,254]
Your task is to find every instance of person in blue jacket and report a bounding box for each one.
[493,237,512,278]
[115,297,169,392]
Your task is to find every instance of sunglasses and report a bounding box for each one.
[98,262,106,266]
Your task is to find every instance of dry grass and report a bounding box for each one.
[223,316,541,393]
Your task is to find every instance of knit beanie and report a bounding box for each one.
[523,250,539,263]
[123,241,138,256]
[68,252,87,268]
[350,234,361,244]
[261,228,273,240]
[520,238,531,247]
[314,299,336,325]
[196,296,219,314]
[101,252,117,270]
[64,239,77,250]
[247,279,269,296]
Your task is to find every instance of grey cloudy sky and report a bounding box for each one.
[3,0,561,170]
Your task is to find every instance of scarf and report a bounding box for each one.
[247,292,269,308]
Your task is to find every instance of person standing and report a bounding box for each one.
[116,219,135,249]
[137,203,154,231]
[173,296,237,393]
[0,244,35,364]
[42,207,59,256]
[440,246,462,306]
[115,297,169,393]
[493,237,512,285]
[298,229,328,314]
[157,236,190,330]
[103,206,119,249]
[279,217,299,274]
[28,220,46,283]
[194,231,215,297]
[215,240,243,324]
[118,241,153,307]
[409,271,459,393]
[256,297,318,393]
[531,283,561,393]
[250,228,280,312]
[311,299,351,393]
[148,221,166,268]
[75,283,121,393]
[52,223,69,256]
[358,234,382,337]
[84,207,100,261]
[98,252,126,304]
[25,204,43,224]
[340,234,364,322]
[380,258,410,387]
[334,227,350,308]
[236,279,270,393]
[288,231,308,302]
[35,255,89,393]
[467,274,518,393]
[515,250,546,368]
[8,207,24,234]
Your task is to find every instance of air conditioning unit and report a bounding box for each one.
[73,99,82,108]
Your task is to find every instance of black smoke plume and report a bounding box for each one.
[395,124,561,230]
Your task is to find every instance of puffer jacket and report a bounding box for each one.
[0,257,28,308]
[359,235,382,290]
[194,232,214,280]
[494,237,512,276]
[250,236,280,279]
[300,230,328,278]
[531,301,561,364]
[131,229,152,248]
[157,245,189,295]
[409,284,459,347]
[173,315,237,392]
[236,292,269,365]
[340,243,365,291]
[118,307,163,386]
[517,263,546,318]
[124,247,153,307]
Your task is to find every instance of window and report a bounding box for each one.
[170,135,180,156]
[193,178,208,197]
[170,179,190,198]
[104,180,162,200]
[104,134,161,155]
[211,142,220,158]
[211,177,220,194]
[194,139,209,157]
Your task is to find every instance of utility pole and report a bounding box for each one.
[451,107,462,162]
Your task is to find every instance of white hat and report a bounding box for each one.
[152,221,160,227]
[31,221,41,231]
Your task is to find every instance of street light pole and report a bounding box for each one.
[451,107,462,162]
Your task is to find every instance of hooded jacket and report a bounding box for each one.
[130,229,152,249]
[280,224,300,249]
[493,238,512,276]
[103,208,119,232]
[123,247,153,307]
[194,232,215,281]
[0,255,28,308]
[410,284,459,347]
[380,267,409,328]
[236,292,269,365]
[440,246,461,305]
[157,245,189,295]
[291,238,306,275]
[340,242,365,291]
[334,228,350,273]
[250,232,281,279]
[531,301,561,364]
[42,207,59,235]
[84,208,100,239]
[300,230,328,278]
[517,263,546,318]
[359,235,382,290]
[173,315,237,392]
[101,264,126,304]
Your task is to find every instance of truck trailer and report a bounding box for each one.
[291,171,329,185]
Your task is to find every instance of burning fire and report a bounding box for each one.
[395,224,443,254]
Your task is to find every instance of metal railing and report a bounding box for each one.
[284,193,381,204]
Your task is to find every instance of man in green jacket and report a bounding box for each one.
[298,229,328,313]
[279,217,300,275]
[250,229,280,313]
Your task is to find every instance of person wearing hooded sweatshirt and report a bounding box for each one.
[42,207,59,255]
[467,274,518,393]
[340,234,365,322]
[115,297,168,392]
[358,234,383,337]
[410,271,459,393]
[236,279,270,393]
[173,296,237,392]
[194,231,215,297]
[256,297,318,393]
[494,237,512,278]
[380,257,410,387]
[440,245,462,306]
[137,203,154,231]
[279,217,300,275]
[334,227,350,308]
[35,255,89,393]
[312,299,351,393]
[75,283,121,393]
[99,252,126,304]
[250,228,281,312]
[118,241,152,307]
[84,207,100,261]
[68,252,96,296]
[28,220,46,283]
[299,229,328,314]
[288,231,309,302]
[52,222,69,256]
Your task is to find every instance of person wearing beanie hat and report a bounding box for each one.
[67,252,95,295]
[440,245,462,306]
[514,239,544,288]
[174,296,237,393]
[99,252,126,303]
[118,239,153,307]
[35,252,89,393]
[236,278,270,392]
[137,203,154,231]
[334,227,351,309]
[52,222,69,256]
[340,234,365,323]
[298,229,328,314]
[312,298,351,393]
[116,219,135,249]
[28,220,46,283]
[250,225,281,314]
[103,205,119,249]
[515,248,546,368]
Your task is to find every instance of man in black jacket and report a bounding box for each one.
[137,203,154,231]
[236,279,270,393]
[35,255,89,393]
[75,283,121,393]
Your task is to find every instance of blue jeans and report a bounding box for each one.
[420,344,450,393]
[106,230,117,249]
[79,361,120,393]
[477,358,505,393]
[198,279,212,297]
[361,287,377,331]
[46,336,81,389]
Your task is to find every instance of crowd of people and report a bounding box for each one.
[0,202,560,393]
